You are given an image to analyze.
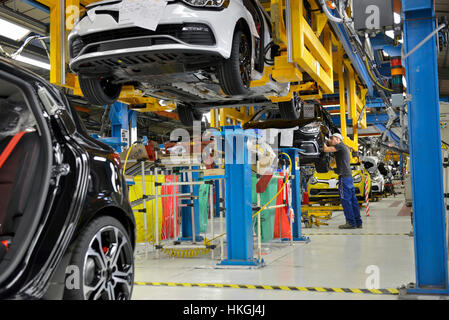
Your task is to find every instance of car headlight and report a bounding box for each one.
[309,176,318,184]
[181,0,229,8]
[353,174,362,183]
[299,122,320,134]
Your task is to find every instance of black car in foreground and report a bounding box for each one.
[0,59,135,300]
[243,102,338,173]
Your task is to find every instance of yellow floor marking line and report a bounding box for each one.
[134,282,399,295]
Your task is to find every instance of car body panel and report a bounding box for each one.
[70,1,257,60]
[244,104,338,167]
[362,156,384,194]
[308,166,371,203]
[68,0,290,105]
[0,59,135,299]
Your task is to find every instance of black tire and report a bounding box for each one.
[177,105,203,126]
[315,157,330,173]
[218,30,251,96]
[78,75,122,106]
[279,92,302,120]
[63,216,134,300]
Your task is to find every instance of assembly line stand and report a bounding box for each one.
[281,148,310,243]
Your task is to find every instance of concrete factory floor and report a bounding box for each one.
[132,187,416,300]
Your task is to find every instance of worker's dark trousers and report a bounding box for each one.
[338,176,362,227]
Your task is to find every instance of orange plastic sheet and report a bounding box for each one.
[161,175,180,240]
[273,173,292,240]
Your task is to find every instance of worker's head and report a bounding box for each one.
[329,133,343,145]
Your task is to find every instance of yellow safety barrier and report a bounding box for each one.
[129,175,165,243]
[129,173,214,258]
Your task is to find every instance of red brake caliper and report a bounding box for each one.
[1,240,8,251]
[102,246,109,254]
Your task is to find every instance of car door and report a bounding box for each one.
[0,60,90,299]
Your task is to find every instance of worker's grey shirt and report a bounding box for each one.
[334,142,352,178]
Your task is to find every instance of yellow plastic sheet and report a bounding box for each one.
[129,175,165,243]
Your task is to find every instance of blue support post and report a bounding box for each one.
[218,126,260,266]
[109,102,129,153]
[280,148,310,242]
[178,169,203,242]
[214,180,221,218]
[92,102,130,152]
[401,0,449,295]
[129,109,137,144]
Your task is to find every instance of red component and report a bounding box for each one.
[0,131,26,169]
[273,175,292,240]
[102,246,109,254]
[1,240,9,251]
[390,58,402,67]
[145,141,157,161]
[256,173,274,194]
[160,175,180,240]
[109,152,122,169]
[302,192,309,205]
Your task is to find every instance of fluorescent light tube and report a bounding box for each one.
[0,18,30,41]
[15,55,50,70]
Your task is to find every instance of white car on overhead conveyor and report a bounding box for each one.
[362,156,385,195]
[68,0,308,125]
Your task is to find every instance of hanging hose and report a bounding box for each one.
[264,41,276,65]
[252,152,293,219]
[364,57,394,92]
[123,142,136,173]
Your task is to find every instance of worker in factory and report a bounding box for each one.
[323,133,362,229]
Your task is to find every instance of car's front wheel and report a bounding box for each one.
[315,156,330,173]
[279,92,302,120]
[218,30,251,96]
[78,75,122,106]
[63,216,134,300]
[177,105,203,126]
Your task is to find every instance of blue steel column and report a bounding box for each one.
[179,170,202,242]
[214,180,221,218]
[281,148,310,242]
[109,102,129,153]
[402,0,449,294]
[218,126,258,266]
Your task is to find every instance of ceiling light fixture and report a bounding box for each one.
[14,55,50,70]
[0,17,30,41]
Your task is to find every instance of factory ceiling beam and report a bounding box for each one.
[0,5,49,36]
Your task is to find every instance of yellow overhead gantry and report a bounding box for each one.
[213,0,367,154]
[38,0,366,153]
[36,0,175,112]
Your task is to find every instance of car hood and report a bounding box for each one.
[313,169,363,180]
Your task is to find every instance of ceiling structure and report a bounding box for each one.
[0,0,447,143]
[0,0,193,140]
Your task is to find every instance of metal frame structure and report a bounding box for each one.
[401,0,449,295]
[217,126,260,266]
[281,148,310,242]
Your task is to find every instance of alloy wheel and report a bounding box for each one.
[238,33,251,89]
[82,225,133,300]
